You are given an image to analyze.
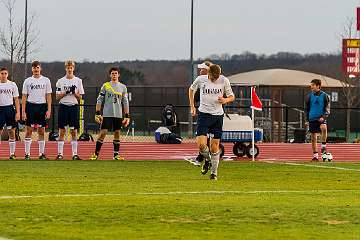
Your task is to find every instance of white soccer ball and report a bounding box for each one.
[327,153,333,161]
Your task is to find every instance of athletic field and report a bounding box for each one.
[0,160,359,240]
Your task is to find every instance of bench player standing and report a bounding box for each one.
[0,67,20,160]
[21,61,52,160]
[55,60,85,160]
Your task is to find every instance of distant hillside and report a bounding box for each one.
[0,52,344,88]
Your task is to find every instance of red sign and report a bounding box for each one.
[343,39,360,77]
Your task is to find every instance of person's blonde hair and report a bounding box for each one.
[208,64,221,81]
[65,60,75,67]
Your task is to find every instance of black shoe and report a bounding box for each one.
[311,157,319,162]
[39,154,48,160]
[196,154,204,163]
[210,174,217,180]
[9,154,16,160]
[72,155,81,160]
[201,160,211,175]
[56,154,63,160]
[24,154,30,160]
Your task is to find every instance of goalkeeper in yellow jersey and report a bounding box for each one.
[90,67,130,160]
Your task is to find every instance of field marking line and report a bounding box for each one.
[264,161,360,172]
[0,237,13,240]
[1,189,359,200]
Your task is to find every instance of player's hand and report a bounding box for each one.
[74,91,81,99]
[45,111,51,120]
[218,96,227,104]
[122,118,130,127]
[191,106,197,116]
[318,117,325,123]
[15,112,20,122]
[95,114,103,124]
[22,112,27,121]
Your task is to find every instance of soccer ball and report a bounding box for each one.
[327,153,333,161]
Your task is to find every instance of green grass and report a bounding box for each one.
[0,160,360,240]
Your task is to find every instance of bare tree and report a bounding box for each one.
[0,0,40,83]
[338,17,360,142]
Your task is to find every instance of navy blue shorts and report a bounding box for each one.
[25,102,47,128]
[0,105,17,129]
[196,112,223,139]
[309,120,327,133]
[101,117,123,131]
[58,104,79,129]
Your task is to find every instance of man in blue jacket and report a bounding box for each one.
[305,79,332,162]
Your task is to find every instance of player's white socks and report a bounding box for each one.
[38,140,45,155]
[71,140,78,156]
[24,138,32,155]
[200,146,211,161]
[58,140,64,156]
[210,151,221,176]
[9,139,16,155]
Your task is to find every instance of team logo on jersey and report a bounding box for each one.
[202,85,222,95]
[0,88,13,94]
[29,83,46,90]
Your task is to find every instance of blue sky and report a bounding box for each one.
[0,0,359,62]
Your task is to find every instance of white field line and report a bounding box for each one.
[0,189,359,200]
[0,237,13,240]
[264,161,360,172]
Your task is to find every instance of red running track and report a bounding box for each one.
[0,142,360,162]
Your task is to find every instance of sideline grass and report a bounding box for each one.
[0,161,360,240]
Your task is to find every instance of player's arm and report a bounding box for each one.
[21,94,27,121]
[122,86,130,127]
[304,94,310,122]
[189,77,200,116]
[56,82,66,100]
[14,97,20,121]
[13,83,20,121]
[46,93,52,119]
[218,77,235,104]
[95,84,105,124]
[322,93,331,119]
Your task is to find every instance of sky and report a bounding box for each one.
[0,0,360,62]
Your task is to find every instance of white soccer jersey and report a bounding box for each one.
[190,75,234,115]
[0,80,19,106]
[56,76,85,106]
[22,76,52,104]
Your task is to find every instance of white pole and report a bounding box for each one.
[252,107,255,162]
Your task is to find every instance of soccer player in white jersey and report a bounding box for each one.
[193,61,212,166]
[55,60,85,160]
[189,64,235,180]
[0,67,20,160]
[22,61,52,160]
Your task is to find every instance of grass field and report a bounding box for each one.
[0,160,360,240]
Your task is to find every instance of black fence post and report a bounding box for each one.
[285,106,289,143]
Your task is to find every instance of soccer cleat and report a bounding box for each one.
[196,154,204,163]
[201,160,211,175]
[311,157,319,162]
[56,154,63,160]
[90,153,98,160]
[113,154,124,161]
[9,154,16,160]
[321,152,328,162]
[24,154,30,160]
[210,174,217,180]
[326,152,333,162]
[39,154,48,160]
[72,155,81,160]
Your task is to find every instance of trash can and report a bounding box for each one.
[293,128,306,143]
